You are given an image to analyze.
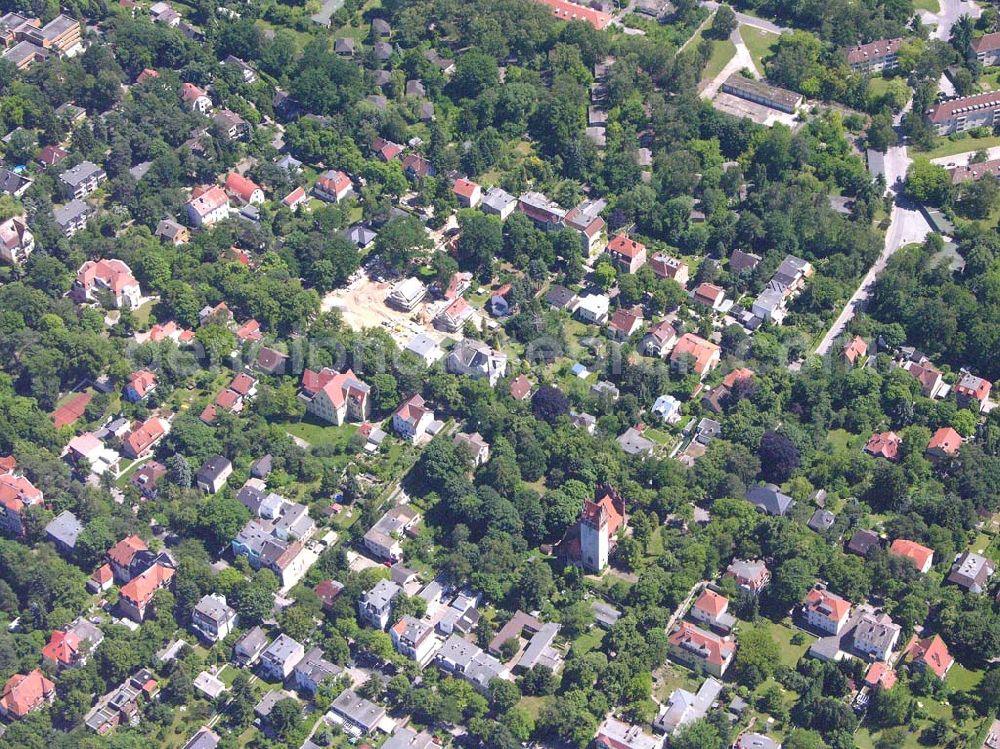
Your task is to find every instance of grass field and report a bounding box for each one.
[572,628,605,656]
[827,428,862,452]
[741,25,778,73]
[918,133,1000,160]
[701,38,737,84]
[762,618,812,667]
[277,416,358,449]
[912,0,939,11]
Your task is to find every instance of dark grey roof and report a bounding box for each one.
[45,510,84,549]
[808,509,836,532]
[745,483,794,516]
[197,455,231,482]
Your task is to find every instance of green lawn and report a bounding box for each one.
[947,662,984,692]
[762,618,813,667]
[741,25,778,72]
[701,38,737,84]
[827,428,862,452]
[572,627,605,656]
[918,133,1000,160]
[517,695,549,720]
[276,415,358,449]
[912,0,939,12]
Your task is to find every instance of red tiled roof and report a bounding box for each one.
[722,368,754,389]
[693,589,729,618]
[127,370,157,398]
[120,563,174,608]
[582,492,624,537]
[453,178,480,199]
[889,539,933,571]
[91,564,112,585]
[905,634,953,679]
[606,233,645,259]
[927,426,962,456]
[804,587,851,623]
[929,90,1000,124]
[317,169,351,195]
[123,417,166,457]
[671,333,720,375]
[229,373,256,397]
[865,431,901,461]
[235,319,262,342]
[107,535,147,568]
[534,0,611,29]
[971,31,1000,53]
[843,336,867,364]
[846,37,903,64]
[0,456,15,473]
[282,186,306,207]
[42,629,80,666]
[510,375,532,401]
[865,661,897,690]
[225,172,262,203]
[0,669,54,718]
[396,393,429,424]
[215,388,241,411]
[668,621,734,667]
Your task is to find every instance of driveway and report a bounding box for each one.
[700,26,760,99]
[700,0,790,34]
[931,145,1000,167]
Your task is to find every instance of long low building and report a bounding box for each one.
[845,37,903,74]
[928,90,1000,135]
[949,158,1000,184]
[532,0,611,29]
[720,74,803,114]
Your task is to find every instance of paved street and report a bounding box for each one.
[920,0,981,40]
[931,145,1000,167]
[700,0,789,34]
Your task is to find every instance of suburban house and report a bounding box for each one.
[405,333,445,365]
[605,233,647,273]
[904,361,946,399]
[454,431,490,466]
[446,339,508,386]
[745,483,794,516]
[71,258,142,308]
[186,185,230,227]
[299,368,370,425]
[124,370,157,402]
[0,465,43,538]
[328,689,387,737]
[842,336,867,366]
[435,634,509,693]
[846,37,902,73]
[212,108,249,140]
[692,282,726,310]
[54,198,92,237]
[0,215,33,265]
[363,505,420,562]
[948,551,995,593]
[225,172,264,205]
[564,197,607,254]
[0,669,55,720]
[453,177,482,208]
[926,426,962,460]
[852,612,901,661]
[903,634,954,679]
[847,529,882,557]
[864,431,901,461]
[384,728,437,749]
[671,333,721,380]
[107,534,150,583]
[668,621,736,677]
[358,579,402,629]
[971,31,1000,65]
[594,716,661,749]
[119,563,175,622]
[181,82,212,112]
[259,634,305,681]
[576,293,610,325]
[233,626,269,666]
[84,669,158,734]
[518,190,566,230]
[927,90,1000,135]
[130,461,167,499]
[652,394,680,426]
[643,318,679,358]
[121,416,169,459]
[955,372,992,411]
[191,594,238,643]
[44,510,83,554]
[689,589,736,633]
[393,394,435,442]
[435,297,475,332]
[889,539,934,573]
[391,615,438,663]
[802,586,851,635]
[386,277,427,311]
[292,647,341,696]
[607,307,643,341]
[481,186,517,219]
[59,160,106,199]
[650,252,689,286]
[42,619,103,671]
[314,169,354,203]
[196,455,232,493]
[725,559,770,595]
[654,676,723,736]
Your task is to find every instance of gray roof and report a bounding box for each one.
[362,579,402,610]
[197,455,231,482]
[254,689,294,717]
[617,427,655,456]
[60,160,104,189]
[235,625,269,655]
[263,633,304,664]
[383,727,436,749]
[406,332,441,359]
[344,224,377,247]
[193,594,234,624]
[45,510,84,549]
[293,646,342,686]
[181,727,221,749]
[481,186,516,214]
[53,198,90,227]
[746,483,794,516]
[808,509,836,532]
[330,689,386,732]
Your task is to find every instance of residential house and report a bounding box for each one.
[0,669,55,721]
[121,416,169,459]
[454,431,490,466]
[447,339,508,386]
[130,461,167,499]
[927,90,1000,135]
[42,619,103,671]
[453,178,482,208]
[435,296,474,332]
[509,375,533,401]
[88,565,113,593]
[255,346,289,375]
[59,160,106,199]
[864,431,901,461]
[119,563,174,622]
[225,172,264,205]
[282,186,307,210]
[853,612,901,661]
[564,197,607,254]
[652,394,682,424]
[807,509,836,533]
[576,293,610,325]
[358,579,402,629]
[671,333,721,380]
[259,634,305,681]
[435,634,509,693]
[0,466,42,538]
[649,252,689,286]
[654,676,723,736]
[864,661,898,691]
[948,551,995,593]
[391,615,438,662]
[124,370,157,402]
[730,249,762,274]
[383,727,437,749]
[847,529,881,557]
[846,37,903,73]
[842,336,867,366]
[44,510,83,555]
[402,153,434,179]
[955,372,992,412]
[196,455,232,493]
[313,169,354,203]
[37,144,69,169]
[545,284,579,311]
[72,258,142,308]
[668,621,736,677]
[328,689,387,737]
[343,224,376,249]
[905,361,946,399]
[315,579,344,610]
[182,727,220,749]
[518,190,566,230]
[889,539,934,573]
[292,647,341,696]
[725,559,770,595]
[0,215,33,265]
[745,483,794,517]
[181,82,212,113]
[212,109,249,140]
[334,37,354,56]
[802,586,851,635]
[364,505,420,562]
[926,426,962,460]
[223,55,257,82]
[386,277,427,311]
[107,535,149,583]
[689,589,736,633]
[692,282,726,310]
[299,368,370,425]
[53,198,91,236]
[405,333,444,366]
[191,594,237,643]
[393,394,435,442]
[617,426,655,457]
[643,318,679,358]
[595,716,662,749]
[481,186,517,219]
[605,233,647,273]
[904,634,954,679]
[0,168,32,198]
[186,185,230,227]
[84,670,158,734]
[971,31,1000,66]
[233,626,269,666]
[608,307,643,340]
